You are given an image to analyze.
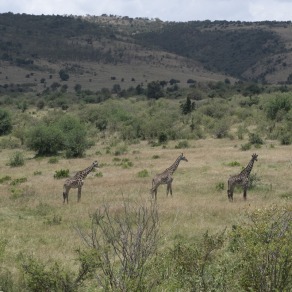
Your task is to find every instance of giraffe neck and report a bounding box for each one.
[166,155,182,175]
[78,164,95,179]
[240,159,255,177]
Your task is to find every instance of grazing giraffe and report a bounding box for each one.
[227,153,258,202]
[63,160,98,203]
[151,153,188,200]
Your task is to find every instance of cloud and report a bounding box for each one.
[1,0,291,21]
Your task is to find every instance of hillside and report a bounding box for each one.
[1,13,292,94]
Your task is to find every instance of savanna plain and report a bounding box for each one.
[0,136,291,289]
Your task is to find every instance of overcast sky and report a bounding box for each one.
[1,0,292,22]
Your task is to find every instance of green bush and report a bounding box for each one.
[58,116,88,158]
[248,132,264,145]
[215,182,225,191]
[48,157,59,164]
[137,169,149,178]
[229,206,292,292]
[175,140,189,149]
[10,177,27,186]
[26,115,88,157]
[226,161,240,167]
[53,169,69,179]
[0,108,12,136]
[9,152,25,167]
[240,143,251,151]
[26,124,63,156]
[265,94,291,120]
[0,176,11,184]
[95,172,103,177]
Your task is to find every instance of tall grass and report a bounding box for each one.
[0,138,291,289]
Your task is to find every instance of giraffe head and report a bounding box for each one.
[92,160,99,168]
[180,153,188,162]
[251,153,258,162]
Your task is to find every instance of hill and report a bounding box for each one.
[1,13,292,94]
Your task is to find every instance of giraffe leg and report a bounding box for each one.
[169,183,173,196]
[228,185,234,202]
[77,186,82,202]
[166,184,170,196]
[63,186,70,204]
[243,187,247,201]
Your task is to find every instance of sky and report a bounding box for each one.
[1,0,292,22]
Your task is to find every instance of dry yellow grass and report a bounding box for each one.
[0,138,291,273]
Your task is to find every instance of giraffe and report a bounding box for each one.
[227,153,258,202]
[151,153,188,200]
[62,160,98,203]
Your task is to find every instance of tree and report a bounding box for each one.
[147,81,164,99]
[180,96,195,115]
[59,69,69,81]
[26,124,63,156]
[0,109,12,136]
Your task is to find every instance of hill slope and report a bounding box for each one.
[1,13,292,93]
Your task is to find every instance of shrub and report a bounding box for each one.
[175,140,189,149]
[226,161,241,167]
[0,176,11,184]
[248,133,264,145]
[213,120,230,138]
[44,214,62,226]
[229,206,292,291]
[76,201,160,291]
[265,94,291,120]
[26,124,63,156]
[95,172,103,177]
[158,131,168,144]
[215,182,225,191]
[22,256,81,291]
[54,169,69,179]
[137,169,149,178]
[10,177,27,186]
[240,143,251,151]
[0,108,12,136]
[9,152,25,167]
[48,157,59,164]
[57,115,88,158]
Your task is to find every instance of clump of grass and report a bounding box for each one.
[113,157,121,162]
[137,169,149,178]
[215,182,225,191]
[10,186,35,200]
[121,158,133,169]
[240,143,251,151]
[175,140,189,149]
[9,151,25,167]
[33,202,53,217]
[152,155,160,159]
[0,175,11,184]
[226,161,241,167]
[114,144,128,156]
[48,157,59,164]
[113,158,133,168]
[33,171,42,176]
[54,169,69,179]
[95,172,103,177]
[10,177,27,186]
[44,214,62,225]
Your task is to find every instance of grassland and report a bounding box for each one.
[0,137,291,284]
